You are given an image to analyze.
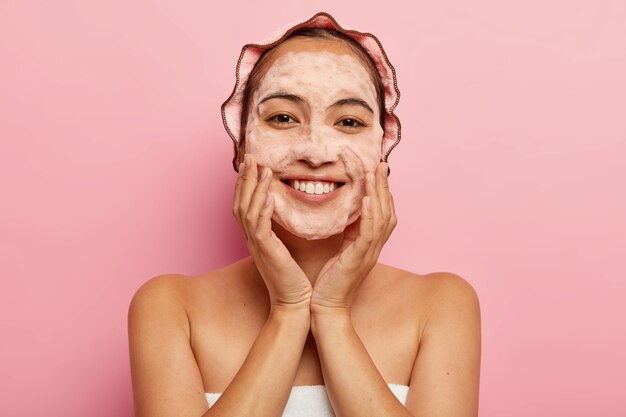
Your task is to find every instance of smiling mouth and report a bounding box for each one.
[281,179,345,195]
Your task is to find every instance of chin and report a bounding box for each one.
[273,209,360,240]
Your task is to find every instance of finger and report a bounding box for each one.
[355,194,375,252]
[386,192,398,240]
[366,170,384,240]
[238,154,259,236]
[232,161,246,229]
[342,217,360,245]
[239,154,259,208]
[257,192,274,233]
[339,196,375,270]
[247,166,273,235]
[373,162,394,252]
[256,193,276,253]
[376,162,392,224]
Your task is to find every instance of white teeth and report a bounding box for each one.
[288,180,339,195]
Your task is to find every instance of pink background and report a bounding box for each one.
[1,1,625,416]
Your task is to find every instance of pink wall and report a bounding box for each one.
[1,1,624,415]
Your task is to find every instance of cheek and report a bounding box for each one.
[350,129,384,173]
[245,119,297,171]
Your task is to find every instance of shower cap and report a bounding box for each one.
[221,11,401,172]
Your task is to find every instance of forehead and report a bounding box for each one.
[256,37,377,89]
[266,36,361,60]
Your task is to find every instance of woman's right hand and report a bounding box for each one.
[233,154,313,310]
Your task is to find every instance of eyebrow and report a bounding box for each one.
[258,92,306,106]
[258,92,374,114]
[326,98,374,114]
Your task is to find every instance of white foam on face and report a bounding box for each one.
[245,50,384,240]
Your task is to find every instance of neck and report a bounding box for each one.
[272,222,343,285]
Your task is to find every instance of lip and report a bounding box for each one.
[280,179,345,203]
[278,174,348,183]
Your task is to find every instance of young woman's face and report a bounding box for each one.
[244,37,384,240]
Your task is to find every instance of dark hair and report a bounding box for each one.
[235,27,387,166]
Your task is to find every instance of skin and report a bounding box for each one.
[244,45,384,240]
[128,37,481,417]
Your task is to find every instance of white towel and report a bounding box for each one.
[205,383,409,417]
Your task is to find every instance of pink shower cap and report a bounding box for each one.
[221,11,401,171]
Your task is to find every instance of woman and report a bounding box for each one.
[128,11,481,417]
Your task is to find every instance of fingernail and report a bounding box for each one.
[368,172,375,185]
[261,166,269,180]
[244,154,250,169]
[238,162,244,175]
[383,162,389,178]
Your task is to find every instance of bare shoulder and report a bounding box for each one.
[129,259,256,312]
[422,270,479,300]
[367,264,480,328]
[375,264,478,300]
[421,271,481,321]
[130,273,190,300]
[127,269,223,329]
[127,274,193,338]
[129,259,265,341]
[414,270,482,361]
[128,273,190,314]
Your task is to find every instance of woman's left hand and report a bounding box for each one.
[310,161,397,315]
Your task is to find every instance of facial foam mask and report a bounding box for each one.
[245,49,384,240]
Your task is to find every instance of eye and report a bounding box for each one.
[336,118,365,129]
[268,113,298,126]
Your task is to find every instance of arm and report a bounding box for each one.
[312,273,481,417]
[405,273,482,417]
[311,310,413,417]
[129,155,315,417]
[128,275,207,417]
[128,274,311,417]
[207,304,310,416]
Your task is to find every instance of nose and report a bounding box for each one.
[294,125,339,167]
